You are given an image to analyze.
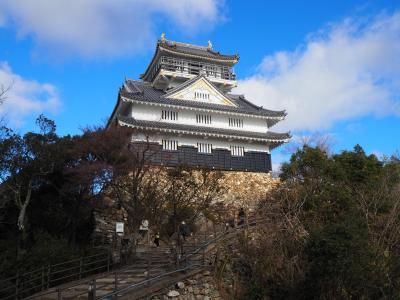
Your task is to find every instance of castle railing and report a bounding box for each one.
[149,56,236,82]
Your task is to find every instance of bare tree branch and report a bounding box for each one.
[0,82,12,105]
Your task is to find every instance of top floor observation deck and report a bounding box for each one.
[141,34,239,92]
[146,56,237,91]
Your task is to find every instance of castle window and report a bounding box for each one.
[161,110,178,121]
[194,91,210,100]
[197,143,212,154]
[196,114,212,124]
[162,140,178,151]
[228,117,243,128]
[230,145,244,156]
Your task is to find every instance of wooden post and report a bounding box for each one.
[15,271,19,300]
[107,251,111,272]
[93,279,96,299]
[57,288,62,300]
[114,271,118,293]
[47,265,51,289]
[88,279,95,300]
[79,258,83,279]
[146,256,151,285]
[41,266,45,291]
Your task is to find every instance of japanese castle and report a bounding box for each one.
[108,34,290,172]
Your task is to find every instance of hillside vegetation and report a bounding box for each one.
[1,116,399,300]
[229,145,400,299]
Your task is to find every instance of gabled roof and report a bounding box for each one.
[164,75,237,107]
[118,79,287,122]
[117,115,290,147]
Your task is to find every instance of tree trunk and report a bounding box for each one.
[17,180,32,256]
[17,181,32,232]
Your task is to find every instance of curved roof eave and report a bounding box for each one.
[121,96,285,120]
[117,117,291,144]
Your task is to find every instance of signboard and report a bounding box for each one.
[139,219,149,231]
[116,222,124,235]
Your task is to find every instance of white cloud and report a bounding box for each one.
[0,0,223,58]
[235,12,400,132]
[0,62,61,127]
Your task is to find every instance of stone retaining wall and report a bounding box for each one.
[146,270,221,300]
[92,170,279,245]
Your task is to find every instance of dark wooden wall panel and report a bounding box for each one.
[131,142,272,173]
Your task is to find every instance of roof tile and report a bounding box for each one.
[121,79,286,119]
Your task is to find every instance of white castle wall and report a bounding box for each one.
[131,103,269,133]
[132,133,270,153]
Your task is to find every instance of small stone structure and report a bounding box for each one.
[92,197,129,246]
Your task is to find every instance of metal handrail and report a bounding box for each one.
[97,263,210,300]
[0,251,110,300]
[11,217,266,300]
[98,217,266,300]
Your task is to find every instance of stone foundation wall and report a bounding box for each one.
[92,197,129,246]
[92,170,279,245]
[146,270,221,300]
[217,171,279,209]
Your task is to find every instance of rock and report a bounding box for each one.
[203,271,211,276]
[167,290,180,297]
[204,288,211,295]
[187,279,197,285]
[211,291,220,297]
[203,283,210,289]
[195,296,203,300]
[193,287,200,295]
[204,297,210,300]
[187,286,193,293]
[176,281,185,289]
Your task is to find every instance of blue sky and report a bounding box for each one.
[0,0,399,168]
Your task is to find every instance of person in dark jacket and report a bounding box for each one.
[154,232,160,247]
[238,207,245,226]
[179,221,189,241]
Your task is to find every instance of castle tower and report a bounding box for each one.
[108,35,290,172]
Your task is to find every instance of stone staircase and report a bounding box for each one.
[27,222,257,300]
[27,233,216,299]
[26,245,173,299]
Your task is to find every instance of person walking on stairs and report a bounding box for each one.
[238,207,246,226]
[154,232,160,247]
[180,221,189,241]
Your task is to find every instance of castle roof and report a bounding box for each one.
[119,79,286,122]
[117,115,290,148]
[141,38,238,81]
[159,39,239,62]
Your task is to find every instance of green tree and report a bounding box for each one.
[233,144,400,299]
